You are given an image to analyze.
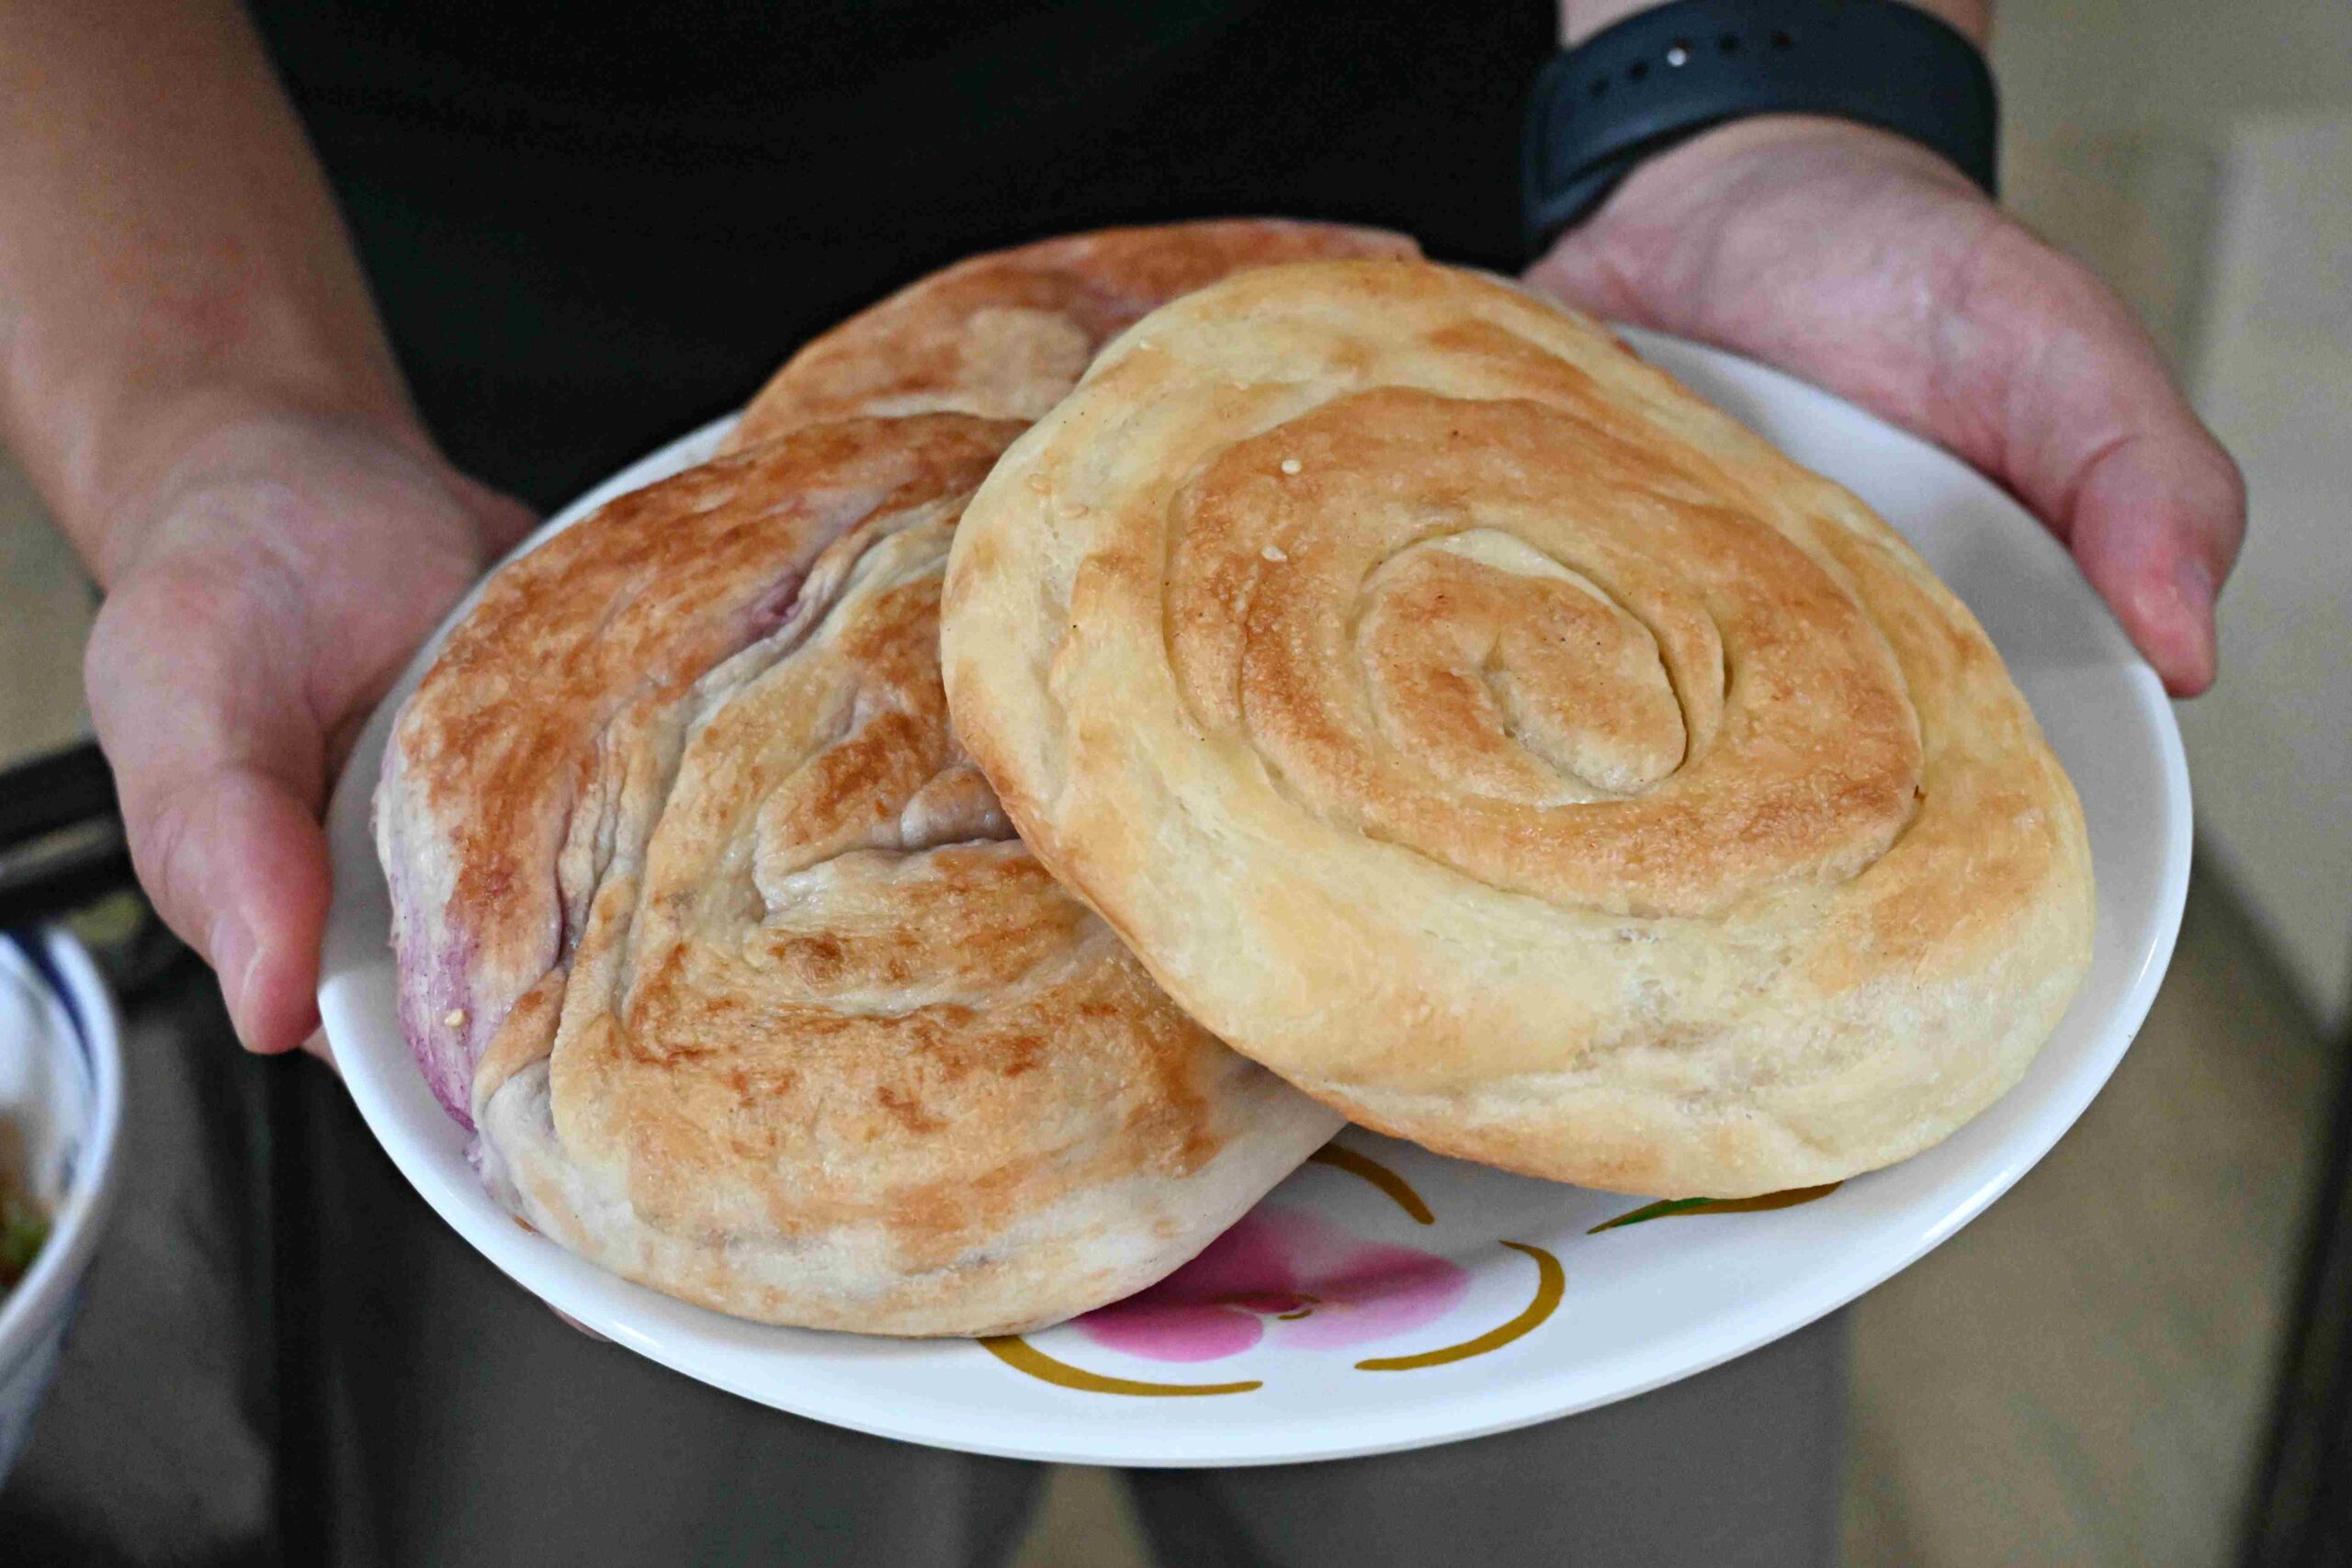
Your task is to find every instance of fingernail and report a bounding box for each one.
[2164,556,2220,691]
[209,913,263,1050]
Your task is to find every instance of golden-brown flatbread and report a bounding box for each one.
[941,259,2096,1199]
[719,219,1418,451]
[377,416,1340,1335]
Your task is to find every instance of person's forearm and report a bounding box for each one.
[0,0,413,582]
[1560,0,1990,48]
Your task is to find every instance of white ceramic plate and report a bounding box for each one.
[319,329,2189,1467]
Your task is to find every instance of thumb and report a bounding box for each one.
[85,551,334,1055]
[136,763,333,1056]
[1921,226,2245,695]
[1577,231,2247,694]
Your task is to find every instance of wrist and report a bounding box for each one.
[74,379,434,587]
[1599,112,1988,219]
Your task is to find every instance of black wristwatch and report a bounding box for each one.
[1522,0,1998,256]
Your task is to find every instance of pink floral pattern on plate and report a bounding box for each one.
[1074,1205,1472,1363]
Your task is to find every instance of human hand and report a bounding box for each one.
[1526,115,2245,695]
[83,398,535,1055]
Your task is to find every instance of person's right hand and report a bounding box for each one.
[84,398,535,1055]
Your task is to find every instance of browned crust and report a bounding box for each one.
[379,413,1339,1330]
[941,259,2097,1199]
[719,219,1419,450]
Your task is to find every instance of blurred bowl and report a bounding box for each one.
[0,929,124,1483]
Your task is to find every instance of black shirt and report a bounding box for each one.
[252,1,1550,503]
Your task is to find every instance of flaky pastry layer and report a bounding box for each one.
[720,219,1417,450]
[378,416,1337,1334]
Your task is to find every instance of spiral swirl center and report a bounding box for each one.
[1357,532,1685,801]
[1165,386,1922,919]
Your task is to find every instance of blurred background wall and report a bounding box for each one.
[1999,0,2352,1032]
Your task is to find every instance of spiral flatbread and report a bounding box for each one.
[376,416,1340,1335]
[941,259,2095,1198]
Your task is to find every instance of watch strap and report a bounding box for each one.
[1523,0,1997,254]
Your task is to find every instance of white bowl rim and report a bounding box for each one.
[0,929,128,1369]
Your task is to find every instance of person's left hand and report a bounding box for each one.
[1527,115,2244,695]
